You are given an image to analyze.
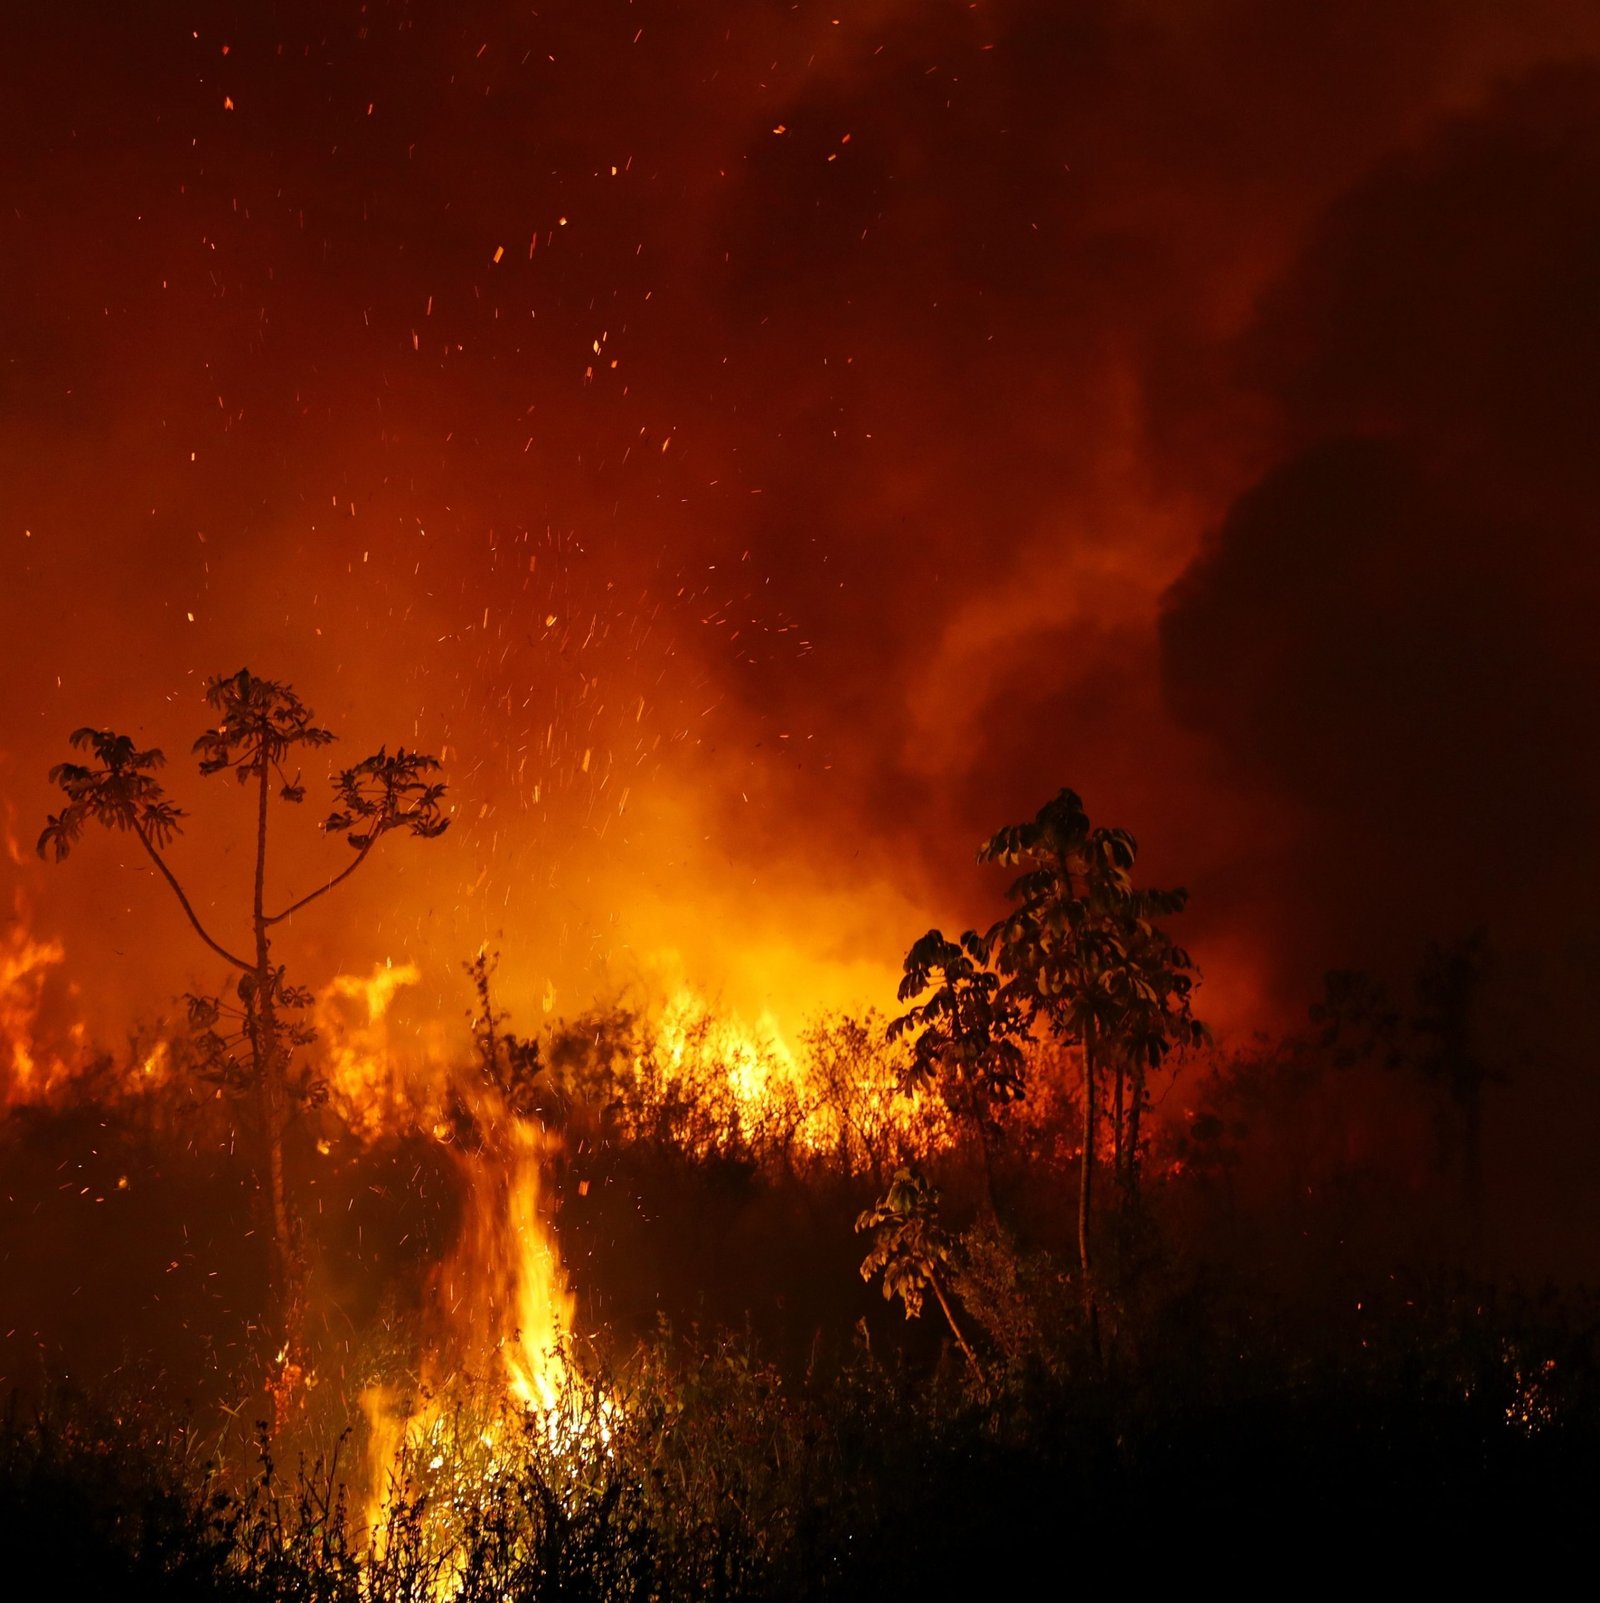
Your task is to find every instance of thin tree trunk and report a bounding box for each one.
[1080,1020,1099,1358]
[928,1271,981,1377]
[1112,1059,1124,1182]
[968,1078,998,1223]
[1111,1056,1129,1279]
[256,1009,297,1350]
[1078,1025,1095,1277]
[1126,1070,1144,1197]
[1115,1065,1146,1292]
[253,762,302,1413]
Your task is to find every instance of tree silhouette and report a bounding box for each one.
[856,1167,980,1374]
[893,789,1203,1350]
[978,790,1203,1324]
[39,669,448,1405]
[889,930,1026,1213]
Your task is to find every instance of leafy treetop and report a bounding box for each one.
[326,748,449,851]
[193,669,335,796]
[978,788,1203,1069]
[39,730,185,860]
[889,930,1026,1107]
[37,667,452,949]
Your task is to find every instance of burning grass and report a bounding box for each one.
[5,1286,1599,1599]
[4,911,1599,1586]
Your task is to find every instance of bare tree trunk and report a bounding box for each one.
[967,1078,998,1223]
[255,1002,298,1362]
[1126,1068,1144,1196]
[1111,1056,1129,1279]
[1112,1059,1124,1182]
[1114,1064,1146,1292]
[1080,1021,1099,1358]
[928,1271,982,1377]
[253,764,303,1417]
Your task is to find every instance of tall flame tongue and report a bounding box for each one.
[491,1125,575,1414]
[419,1095,578,1420]
[320,964,592,1557]
[320,962,576,1398]
[356,1107,585,1579]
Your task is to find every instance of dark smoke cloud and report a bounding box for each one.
[1157,64,1600,1264]
[1161,64,1600,980]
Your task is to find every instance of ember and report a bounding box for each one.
[4,2,1600,1590]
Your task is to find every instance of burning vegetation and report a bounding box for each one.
[7,2,1600,1590]
[0,667,1595,1596]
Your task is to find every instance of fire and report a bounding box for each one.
[658,986,792,1111]
[496,1129,577,1414]
[0,920,69,1106]
[642,985,805,1152]
[1,824,84,1108]
[1,914,176,1110]
[633,983,952,1170]
[0,907,951,1575]
[317,959,580,1421]
[321,965,956,1572]
[357,1119,590,1588]
[315,959,599,1556]
[317,959,434,1140]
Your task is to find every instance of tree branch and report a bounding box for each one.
[133,824,252,971]
[265,838,376,926]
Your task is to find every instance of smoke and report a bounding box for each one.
[1162,62,1600,981]
[1156,62,1600,1266]
[3,0,1599,1067]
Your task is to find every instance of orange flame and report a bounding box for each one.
[317,961,597,1551]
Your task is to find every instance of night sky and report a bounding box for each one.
[5,3,1600,1263]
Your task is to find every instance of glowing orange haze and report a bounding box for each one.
[7,0,1600,1284]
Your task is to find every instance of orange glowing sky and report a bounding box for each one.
[5,0,1600,1114]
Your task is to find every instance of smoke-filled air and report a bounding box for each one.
[3,2,1599,1593]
